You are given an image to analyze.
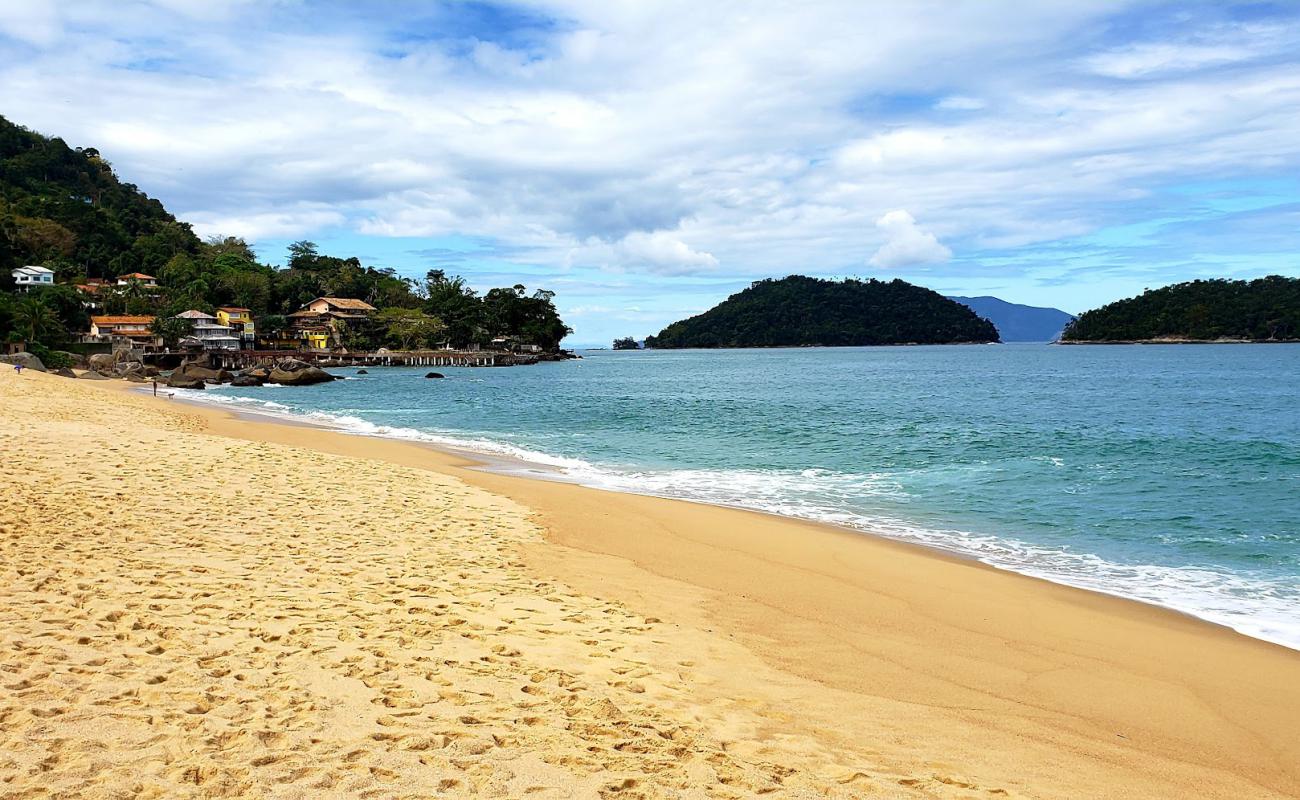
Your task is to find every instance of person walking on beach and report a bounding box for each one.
[13,363,23,375]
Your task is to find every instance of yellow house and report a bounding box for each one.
[302,331,331,350]
[216,307,256,347]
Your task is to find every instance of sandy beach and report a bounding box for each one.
[2,371,1298,799]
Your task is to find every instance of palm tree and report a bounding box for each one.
[149,316,192,349]
[12,297,61,345]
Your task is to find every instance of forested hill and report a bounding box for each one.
[645,276,1000,348]
[1061,276,1300,342]
[0,115,571,354]
[947,296,1073,342]
[0,114,199,279]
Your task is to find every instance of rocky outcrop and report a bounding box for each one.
[173,362,233,384]
[0,352,46,372]
[356,369,368,375]
[268,359,336,386]
[54,367,78,378]
[166,371,205,389]
[425,372,445,379]
[87,353,116,373]
[239,366,272,380]
[78,370,110,380]
[230,375,264,387]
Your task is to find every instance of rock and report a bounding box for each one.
[425,372,445,379]
[239,366,272,380]
[268,365,335,386]
[125,373,148,383]
[87,353,116,372]
[115,361,145,376]
[143,365,161,377]
[166,372,206,389]
[356,368,368,375]
[78,370,110,380]
[54,367,78,378]
[230,375,264,387]
[175,363,232,383]
[0,352,46,372]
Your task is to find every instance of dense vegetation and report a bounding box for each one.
[1061,276,1300,342]
[0,114,570,353]
[612,336,640,350]
[645,276,1000,348]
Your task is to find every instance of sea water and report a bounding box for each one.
[183,344,1300,649]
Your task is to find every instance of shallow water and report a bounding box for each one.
[186,344,1300,649]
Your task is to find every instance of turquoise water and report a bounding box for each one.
[185,345,1300,649]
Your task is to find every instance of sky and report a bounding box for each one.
[2,1,1299,345]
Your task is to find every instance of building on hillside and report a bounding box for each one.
[288,297,378,350]
[216,307,256,347]
[11,266,55,291]
[116,272,158,288]
[73,279,110,310]
[304,297,377,315]
[175,310,240,351]
[87,315,158,346]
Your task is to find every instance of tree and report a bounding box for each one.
[613,336,640,350]
[149,316,193,349]
[377,307,447,350]
[287,240,320,270]
[11,296,61,345]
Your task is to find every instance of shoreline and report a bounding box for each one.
[159,383,1299,652]
[8,373,1300,798]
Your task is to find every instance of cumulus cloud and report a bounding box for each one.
[0,0,1297,331]
[869,210,952,269]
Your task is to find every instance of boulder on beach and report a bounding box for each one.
[239,365,272,380]
[268,359,336,386]
[230,375,264,387]
[166,372,205,389]
[54,367,78,378]
[425,372,445,379]
[0,352,46,372]
[174,362,233,383]
[87,353,116,372]
[114,361,145,377]
[78,370,110,380]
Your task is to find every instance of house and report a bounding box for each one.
[116,272,158,288]
[175,310,240,351]
[305,297,377,315]
[11,266,55,291]
[73,279,109,310]
[288,297,377,350]
[216,307,256,346]
[89,315,157,345]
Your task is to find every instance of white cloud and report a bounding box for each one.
[869,210,952,268]
[0,0,1297,303]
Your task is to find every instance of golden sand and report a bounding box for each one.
[1,371,1297,799]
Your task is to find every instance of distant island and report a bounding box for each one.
[948,296,1074,342]
[1061,276,1300,343]
[645,276,999,348]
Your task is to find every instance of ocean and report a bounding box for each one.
[178,344,1300,650]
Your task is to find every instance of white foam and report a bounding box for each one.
[168,387,1300,651]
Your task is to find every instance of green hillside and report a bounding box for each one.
[645,276,999,348]
[1062,277,1300,342]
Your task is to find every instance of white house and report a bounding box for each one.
[11,266,55,291]
[175,310,241,351]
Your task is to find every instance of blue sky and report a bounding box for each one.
[2,1,1299,345]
